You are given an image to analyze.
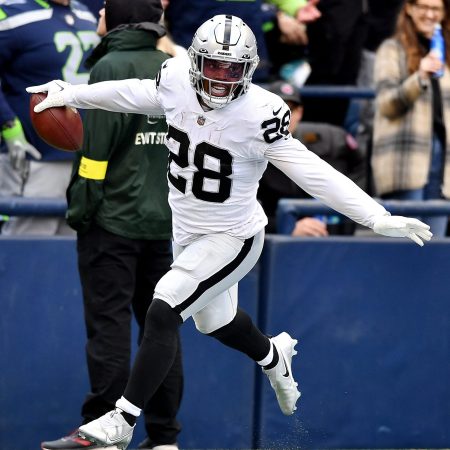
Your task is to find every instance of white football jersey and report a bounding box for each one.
[67,56,387,245]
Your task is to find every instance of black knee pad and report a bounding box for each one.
[144,299,182,343]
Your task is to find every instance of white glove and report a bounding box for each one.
[2,118,41,178]
[26,80,72,112]
[373,215,433,246]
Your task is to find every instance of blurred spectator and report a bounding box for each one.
[156,0,188,58]
[0,0,99,235]
[300,0,404,164]
[371,0,450,237]
[301,0,370,127]
[347,0,404,194]
[364,0,405,54]
[258,80,366,236]
[271,0,321,23]
[164,0,320,83]
[40,2,183,450]
[263,2,309,81]
[83,0,188,59]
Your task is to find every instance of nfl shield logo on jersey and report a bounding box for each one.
[197,115,206,126]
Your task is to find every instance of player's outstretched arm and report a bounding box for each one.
[372,215,432,246]
[27,78,163,115]
[266,139,433,246]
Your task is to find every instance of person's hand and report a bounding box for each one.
[2,118,41,178]
[277,12,308,45]
[296,0,321,24]
[373,215,432,246]
[419,51,444,80]
[291,217,329,237]
[26,80,72,112]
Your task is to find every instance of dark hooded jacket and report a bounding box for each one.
[66,24,171,238]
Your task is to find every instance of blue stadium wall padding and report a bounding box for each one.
[0,237,260,450]
[3,236,450,450]
[0,238,88,450]
[256,236,450,449]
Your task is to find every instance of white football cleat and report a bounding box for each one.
[263,332,301,415]
[78,409,134,450]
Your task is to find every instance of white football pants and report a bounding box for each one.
[154,229,265,333]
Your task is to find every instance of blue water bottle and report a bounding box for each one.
[431,23,445,78]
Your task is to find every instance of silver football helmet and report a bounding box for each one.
[188,15,260,109]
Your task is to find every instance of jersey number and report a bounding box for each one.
[261,110,290,143]
[167,126,232,203]
[54,31,99,84]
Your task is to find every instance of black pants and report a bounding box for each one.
[77,223,183,445]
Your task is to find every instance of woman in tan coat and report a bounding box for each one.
[372,0,450,236]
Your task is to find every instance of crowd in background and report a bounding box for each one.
[1,0,449,237]
[0,2,443,449]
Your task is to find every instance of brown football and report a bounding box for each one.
[29,92,83,151]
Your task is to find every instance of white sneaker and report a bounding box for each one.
[78,409,135,450]
[263,332,301,415]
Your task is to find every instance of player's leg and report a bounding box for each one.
[78,231,265,447]
[170,231,300,416]
[133,239,182,449]
[125,231,266,406]
[192,283,270,361]
[193,286,301,416]
[77,298,179,449]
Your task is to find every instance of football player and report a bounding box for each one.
[0,0,99,235]
[28,15,432,449]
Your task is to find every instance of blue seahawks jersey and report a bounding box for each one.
[0,0,99,161]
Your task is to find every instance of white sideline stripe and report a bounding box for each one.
[0,9,52,30]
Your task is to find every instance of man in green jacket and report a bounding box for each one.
[41,1,183,449]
